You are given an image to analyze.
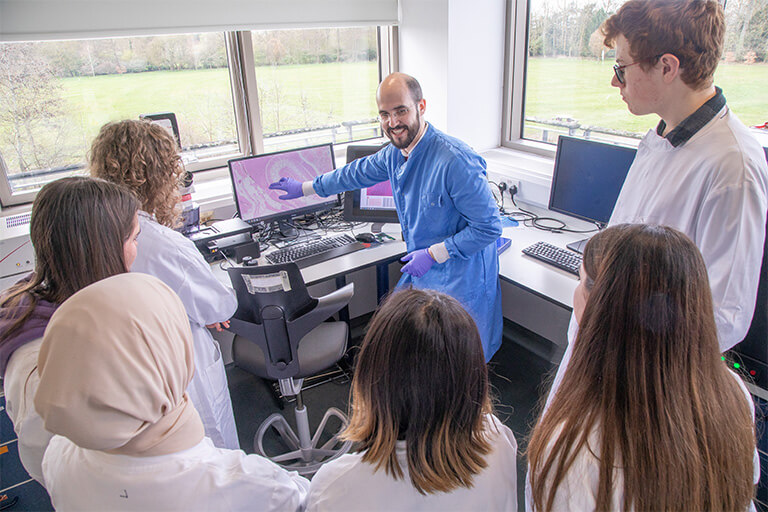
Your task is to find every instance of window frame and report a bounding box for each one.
[0,26,395,207]
[501,0,557,160]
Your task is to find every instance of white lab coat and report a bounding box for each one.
[307,414,518,512]
[132,212,240,449]
[611,106,768,352]
[526,371,759,511]
[41,435,310,512]
[546,106,768,409]
[3,338,51,485]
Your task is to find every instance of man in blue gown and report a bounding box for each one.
[269,73,503,361]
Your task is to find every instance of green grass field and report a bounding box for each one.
[525,57,768,137]
[3,58,766,175]
[57,61,380,148]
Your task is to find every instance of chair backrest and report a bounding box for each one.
[228,263,317,324]
[227,263,317,379]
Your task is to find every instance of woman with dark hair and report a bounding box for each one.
[0,176,140,484]
[307,288,518,511]
[527,224,757,511]
[90,119,240,450]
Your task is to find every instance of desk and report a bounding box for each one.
[212,211,590,362]
[496,203,597,359]
[498,209,592,310]
[212,223,407,296]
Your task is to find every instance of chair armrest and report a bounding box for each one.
[289,283,354,338]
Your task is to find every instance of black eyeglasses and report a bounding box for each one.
[613,54,664,84]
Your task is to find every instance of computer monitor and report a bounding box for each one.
[549,136,637,253]
[549,136,637,225]
[228,143,338,236]
[342,143,400,232]
[140,112,181,149]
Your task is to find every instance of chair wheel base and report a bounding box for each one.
[254,406,352,476]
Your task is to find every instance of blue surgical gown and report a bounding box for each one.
[313,124,503,361]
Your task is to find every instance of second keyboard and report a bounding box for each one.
[266,234,365,268]
[522,241,582,276]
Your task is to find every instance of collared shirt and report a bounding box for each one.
[611,102,768,351]
[656,86,726,147]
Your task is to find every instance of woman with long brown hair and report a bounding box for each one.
[89,119,240,450]
[307,288,518,511]
[0,176,140,484]
[527,224,757,511]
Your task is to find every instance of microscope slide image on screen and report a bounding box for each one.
[360,181,395,210]
[230,146,334,222]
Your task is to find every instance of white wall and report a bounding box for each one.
[399,0,506,152]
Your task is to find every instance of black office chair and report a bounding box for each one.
[226,262,354,475]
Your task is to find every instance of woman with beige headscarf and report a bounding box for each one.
[35,273,309,511]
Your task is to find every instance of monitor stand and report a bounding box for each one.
[371,222,386,233]
[566,238,589,254]
[273,219,298,238]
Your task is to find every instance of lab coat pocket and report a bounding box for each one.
[419,193,452,227]
[421,193,443,209]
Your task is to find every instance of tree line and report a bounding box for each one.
[24,28,377,79]
[529,0,768,62]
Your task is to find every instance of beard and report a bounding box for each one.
[384,111,421,149]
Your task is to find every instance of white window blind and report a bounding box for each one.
[0,0,400,41]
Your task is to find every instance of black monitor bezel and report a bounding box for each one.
[548,135,636,225]
[341,143,400,225]
[228,143,339,225]
[140,112,181,149]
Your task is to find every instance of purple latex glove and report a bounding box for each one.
[400,249,435,278]
[268,177,304,200]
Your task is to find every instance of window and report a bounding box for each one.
[251,27,382,152]
[0,26,392,206]
[504,0,768,152]
[0,34,243,202]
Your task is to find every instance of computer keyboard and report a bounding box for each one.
[265,234,365,268]
[522,241,582,276]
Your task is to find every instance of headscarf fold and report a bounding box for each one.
[34,273,204,457]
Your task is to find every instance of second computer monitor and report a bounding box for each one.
[549,136,637,225]
[229,143,338,226]
[342,143,400,230]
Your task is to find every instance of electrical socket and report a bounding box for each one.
[502,179,521,198]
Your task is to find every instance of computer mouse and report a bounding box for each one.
[355,232,377,244]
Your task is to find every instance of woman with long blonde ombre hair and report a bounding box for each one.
[307,288,518,511]
[527,224,757,511]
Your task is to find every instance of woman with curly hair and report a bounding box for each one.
[89,119,240,450]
